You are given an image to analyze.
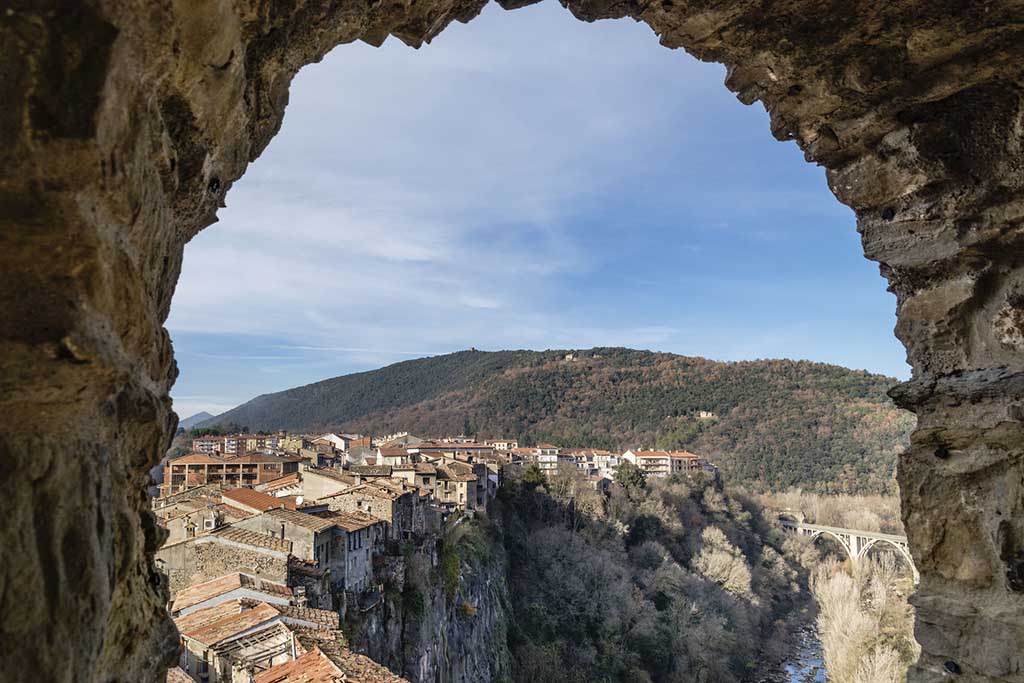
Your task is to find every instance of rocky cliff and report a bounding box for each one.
[345,522,512,683]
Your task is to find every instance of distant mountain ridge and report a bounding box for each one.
[201,348,913,494]
[178,411,215,430]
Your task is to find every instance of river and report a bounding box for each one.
[758,622,827,683]
[780,624,826,682]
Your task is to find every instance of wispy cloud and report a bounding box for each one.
[167,1,908,415]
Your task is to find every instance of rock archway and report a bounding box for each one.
[2,1,1023,681]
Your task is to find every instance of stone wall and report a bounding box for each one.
[156,537,289,593]
[2,1,1024,682]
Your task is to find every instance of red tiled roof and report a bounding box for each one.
[212,525,292,553]
[255,644,410,683]
[223,488,297,512]
[310,509,382,533]
[391,463,436,474]
[266,508,338,533]
[175,600,280,647]
[276,604,340,629]
[254,647,344,683]
[259,472,302,492]
[436,462,477,482]
[171,573,291,613]
[166,667,193,683]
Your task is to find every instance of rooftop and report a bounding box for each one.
[259,472,302,492]
[350,465,392,477]
[253,647,343,683]
[276,604,340,629]
[436,461,477,482]
[169,452,226,465]
[391,463,436,474]
[310,509,382,532]
[213,525,292,553]
[175,600,280,647]
[166,667,193,683]
[266,508,338,533]
[171,572,291,613]
[255,640,410,683]
[305,468,359,485]
[223,488,297,512]
[413,441,494,450]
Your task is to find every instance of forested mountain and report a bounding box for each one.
[200,348,913,493]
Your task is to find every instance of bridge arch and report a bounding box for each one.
[857,537,920,583]
[806,529,854,563]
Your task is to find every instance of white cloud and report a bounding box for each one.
[167,1,909,415]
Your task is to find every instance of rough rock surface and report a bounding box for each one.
[2,1,1024,681]
[349,537,511,683]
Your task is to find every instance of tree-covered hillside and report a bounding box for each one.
[201,348,913,493]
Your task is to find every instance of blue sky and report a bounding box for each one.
[167,1,908,419]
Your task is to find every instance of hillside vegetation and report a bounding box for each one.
[496,467,808,683]
[202,348,913,493]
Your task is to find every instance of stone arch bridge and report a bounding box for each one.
[779,519,919,583]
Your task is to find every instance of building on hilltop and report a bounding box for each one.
[163,452,302,495]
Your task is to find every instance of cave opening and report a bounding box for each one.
[3,1,1023,682]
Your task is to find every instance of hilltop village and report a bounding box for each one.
[154,430,716,682]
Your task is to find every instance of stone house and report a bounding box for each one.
[391,462,437,494]
[233,509,343,575]
[318,478,420,540]
[376,447,410,466]
[156,525,293,593]
[310,510,386,593]
[434,460,479,511]
[300,468,358,502]
[160,498,253,544]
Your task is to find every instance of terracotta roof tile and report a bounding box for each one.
[223,487,297,512]
[175,600,280,647]
[171,572,291,613]
[254,647,344,683]
[212,525,292,553]
[266,508,338,533]
[310,509,382,532]
[166,667,193,683]
[276,605,340,629]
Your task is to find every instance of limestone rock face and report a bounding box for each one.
[1,1,1023,681]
